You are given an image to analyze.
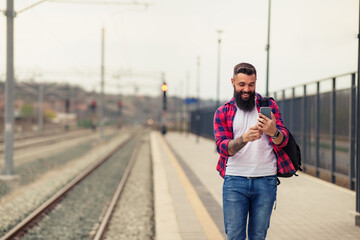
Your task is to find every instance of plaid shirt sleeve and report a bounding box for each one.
[213,103,235,178]
[269,98,288,147]
[213,106,232,158]
[268,98,296,175]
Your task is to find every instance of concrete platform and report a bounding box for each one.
[151,131,360,240]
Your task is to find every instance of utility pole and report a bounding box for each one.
[2,0,16,176]
[216,30,223,107]
[100,27,105,139]
[265,0,271,97]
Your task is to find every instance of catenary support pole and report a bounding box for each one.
[2,0,15,175]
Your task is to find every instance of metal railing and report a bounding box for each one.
[190,107,217,139]
[273,72,357,189]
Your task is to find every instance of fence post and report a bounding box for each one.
[302,85,307,172]
[316,81,320,177]
[331,78,336,184]
[291,87,295,132]
[356,3,360,221]
[350,73,356,190]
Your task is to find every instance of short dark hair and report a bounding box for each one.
[233,62,257,78]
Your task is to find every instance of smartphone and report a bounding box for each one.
[260,107,271,119]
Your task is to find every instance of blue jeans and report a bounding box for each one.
[223,175,277,240]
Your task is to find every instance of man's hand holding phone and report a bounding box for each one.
[257,111,277,137]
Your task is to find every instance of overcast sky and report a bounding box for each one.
[0,0,358,101]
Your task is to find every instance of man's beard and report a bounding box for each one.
[234,88,256,112]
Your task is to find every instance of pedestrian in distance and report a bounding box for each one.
[213,62,295,240]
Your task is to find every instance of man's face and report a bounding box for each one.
[231,73,256,111]
[231,73,256,99]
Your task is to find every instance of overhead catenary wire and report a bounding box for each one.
[4,0,153,16]
[17,0,48,14]
[47,0,153,7]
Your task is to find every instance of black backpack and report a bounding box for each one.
[278,128,302,177]
[260,97,302,177]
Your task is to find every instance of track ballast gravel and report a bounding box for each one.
[17,135,140,240]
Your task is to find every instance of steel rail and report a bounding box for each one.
[0,133,133,240]
[0,129,92,154]
[0,127,85,143]
[93,136,143,240]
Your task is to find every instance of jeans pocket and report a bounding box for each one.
[223,175,236,188]
[265,176,278,186]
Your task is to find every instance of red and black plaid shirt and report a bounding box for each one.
[213,93,295,178]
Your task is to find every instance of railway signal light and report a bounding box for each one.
[162,82,167,110]
[161,82,167,135]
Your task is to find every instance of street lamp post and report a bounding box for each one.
[265,0,271,97]
[216,30,223,107]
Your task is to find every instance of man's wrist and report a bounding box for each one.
[270,129,280,139]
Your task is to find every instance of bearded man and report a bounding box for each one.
[213,62,295,240]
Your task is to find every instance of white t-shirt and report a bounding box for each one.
[225,106,277,177]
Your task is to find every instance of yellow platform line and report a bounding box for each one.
[158,133,224,240]
[151,132,182,240]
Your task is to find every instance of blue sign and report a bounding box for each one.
[185,98,198,104]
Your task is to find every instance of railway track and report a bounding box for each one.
[0,127,84,144]
[0,128,101,155]
[0,130,143,240]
